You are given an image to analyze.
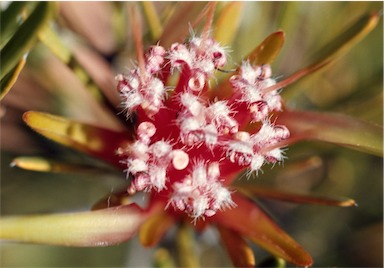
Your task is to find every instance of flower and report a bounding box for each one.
[1,2,383,267]
[116,32,290,222]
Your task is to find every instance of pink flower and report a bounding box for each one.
[116,35,289,222]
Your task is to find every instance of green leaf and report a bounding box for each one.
[153,248,177,268]
[37,25,71,63]
[0,2,38,47]
[311,11,380,64]
[247,31,285,65]
[141,2,163,41]
[0,56,26,100]
[1,2,55,80]
[23,111,133,168]
[37,25,113,106]
[160,2,207,47]
[11,156,110,174]
[278,109,383,157]
[262,12,380,94]
[176,224,200,268]
[236,185,357,207]
[214,2,244,46]
[0,204,151,247]
[212,194,313,266]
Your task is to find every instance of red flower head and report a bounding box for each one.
[115,33,290,222]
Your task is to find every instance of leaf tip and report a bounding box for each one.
[22,110,33,124]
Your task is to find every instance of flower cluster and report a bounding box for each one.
[116,35,289,220]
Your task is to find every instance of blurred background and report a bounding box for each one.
[1,2,383,267]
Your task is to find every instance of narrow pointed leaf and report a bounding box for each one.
[262,12,380,94]
[237,185,357,207]
[0,56,26,100]
[212,194,313,267]
[177,224,199,268]
[139,212,175,247]
[160,2,207,47]
[141,2,163,41]
[1,2,54,80]
[214,2,244,46]
[23,111,133,167]
[278,109,383,157]
[38,25,121,109]
[37,25,71,63]
[247,31,285,65]
[0,2,38,47]
[0,204,150,247]
[11,156,110,174]
[59,2,117,55]
[218,226,255,267]
[153,248,177,268]
[311,12,380,64]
